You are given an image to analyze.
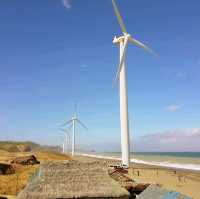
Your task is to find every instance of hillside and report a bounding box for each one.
[0,141,62,154]
[0,141,40,153]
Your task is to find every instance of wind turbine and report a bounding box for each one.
[59,134,66,153]
[62,142,65,153]
[112,0,156,167]
[62,110,87,156]
[59,128,71,153]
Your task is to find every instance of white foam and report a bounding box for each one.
[79,153,200,171]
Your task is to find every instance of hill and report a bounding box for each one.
[0,141,61,153]
[0,141,40,153]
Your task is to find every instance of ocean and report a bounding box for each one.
[80,152,200,171]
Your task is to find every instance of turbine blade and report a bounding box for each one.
[61,119,72,127]
[113,36,129,85]
[69,124,73,130]
[112,0,127,34]
[129,37,157,56]
[59,128,70,135]
[77,119,88,130]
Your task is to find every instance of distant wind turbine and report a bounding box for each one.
[62,109,87,156]
[112,0,156,167]
[62,142,65,153]
[59,128,71,153]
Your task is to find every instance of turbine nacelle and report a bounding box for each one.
[113,34,131,44]
[72,116,77,120]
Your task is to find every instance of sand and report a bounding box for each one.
[1,152,200,199]
[75,155,200,199]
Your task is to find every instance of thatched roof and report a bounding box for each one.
[17,160,129,199]
[108,168,134,187]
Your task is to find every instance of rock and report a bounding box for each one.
[11,155,40,165]
[0,163,15,175]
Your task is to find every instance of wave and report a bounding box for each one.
[79,153,200,171]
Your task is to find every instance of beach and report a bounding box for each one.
[75,154,200,199]
[1,149,200,198]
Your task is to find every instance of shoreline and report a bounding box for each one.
[75,154,200,199]
[78,153,200,172]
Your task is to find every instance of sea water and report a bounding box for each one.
[80,152,200,171]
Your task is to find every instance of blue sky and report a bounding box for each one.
[0,0,200,151]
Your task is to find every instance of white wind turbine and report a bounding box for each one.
[62,110,87,156]
[59,128,71,153]
[112,0,156,167]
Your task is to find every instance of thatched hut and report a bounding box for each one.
[108,168,149,196]
[17,160,130,199]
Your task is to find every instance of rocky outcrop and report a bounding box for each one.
[0,163,15,175]
[11,155,40,165]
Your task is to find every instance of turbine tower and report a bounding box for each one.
[62,110,87,156]
[59,128,71,153]
[62,142,65,153]
[112,0,156,167]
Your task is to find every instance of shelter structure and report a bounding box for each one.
[17,160,130,199]
[137,185,192,199]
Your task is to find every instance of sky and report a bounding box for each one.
[0,0,200,151]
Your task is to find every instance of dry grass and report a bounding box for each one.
[0,150,70,197]
[34,151,70,161]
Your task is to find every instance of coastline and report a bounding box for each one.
[78,153,200,172]
[75,153,200,199]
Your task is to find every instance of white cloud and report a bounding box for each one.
[165,104,181,112]
[160,137,177,144]
[136,128,200,152]
[62,0,71,9]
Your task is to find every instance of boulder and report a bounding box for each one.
[0,163,15,175]
[0,196,8,199]
[11,155,40,165]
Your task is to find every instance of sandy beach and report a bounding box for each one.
[75,155,200,199]
[1,150,200,198]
